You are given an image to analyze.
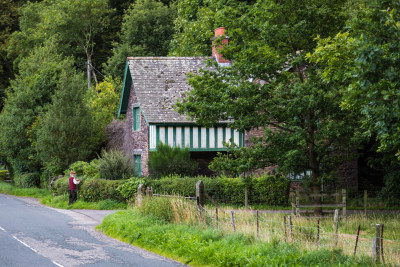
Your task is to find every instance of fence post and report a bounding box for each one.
[137,184,145,207]
[364,190,368,215]
[333,209,339,246]
[284,216,287,243]
[196,180,205,207]
[245,188,248,210]
[215,208,218,228]
[231,211,236,233]
[354,225,361,257]
[256,210,259,238]
[295,188,300,217]
[342,189,346,220]
[288,215,293,242]
[372,224,381,264]
[381,224,385,265]
[317,219,320,249]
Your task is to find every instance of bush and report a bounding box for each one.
[81,178,125,202]
[15,172,40,188]
[378,169,400,206]
[98,149,134,180]
[0,170,9,181]
[149,143,198,177]
[51,177,71,196]
[147,174,290,206]
[117,177,146,200]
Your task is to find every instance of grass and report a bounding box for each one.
[98,209,376,267]
[0,181,126,210]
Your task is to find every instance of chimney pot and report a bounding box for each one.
[212,27,230,65]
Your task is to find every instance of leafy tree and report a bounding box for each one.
[86,77,121,145]
[104,0,177,78]
[175,0,360,214]
[309,0,400,159]
[8,0,114,89]
[0,0,22,111]
[35,68,95,174]
[0,40,75,174]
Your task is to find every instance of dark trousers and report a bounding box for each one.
[69,190,77,205]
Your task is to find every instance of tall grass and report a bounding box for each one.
[132,196,400,266]
[98,209,376,267]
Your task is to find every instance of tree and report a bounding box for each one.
[35,68,96,174]
[309,0,400,160]
[175,0,360,215]
[104,0,177,78]
[8,0,114,89]
[0,0,25,111]
[0,40,76,175]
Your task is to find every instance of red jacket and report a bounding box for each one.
[69,176,77,190]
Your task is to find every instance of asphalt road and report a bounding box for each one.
[0,193,185,267]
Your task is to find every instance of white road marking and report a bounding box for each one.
[52,261,64,267]
[0,226,7,232]
[12,235,38,253]
[12,235,64,267]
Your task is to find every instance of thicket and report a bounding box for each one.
[0,170,8,181]
[97,149,134,180]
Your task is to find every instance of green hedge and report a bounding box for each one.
[0,170,9,181]
[81,178,125,202]
[147,174,290,206]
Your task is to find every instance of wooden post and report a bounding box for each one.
[364,190,368,215]
[381,224,385,265]
[354,225,361,257]
[295,189,300,217]
[48,174,51,192]
[196,180,205,207]
[256,210,259,238]
[284,216,287,243]
[342,189,346,219]
[288,215,293,242]
[197,197,203,223]
[146,186,153,197]
[372,224,381,264]
[317,219,320,249]
[137,184,145,207]
[231,211,236,233]
[333,209,339,246]
[245,188,248,210]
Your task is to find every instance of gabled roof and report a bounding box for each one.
[118,57,211,124]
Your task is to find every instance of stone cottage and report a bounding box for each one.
[117,28,245,176]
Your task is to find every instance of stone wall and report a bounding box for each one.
[122,84,150,176]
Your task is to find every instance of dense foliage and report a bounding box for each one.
[97,149,135,180]
[147,174,290,206]
[149,143,198,177]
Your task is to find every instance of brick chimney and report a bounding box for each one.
[212,27,230,64]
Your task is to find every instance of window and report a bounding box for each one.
[133,154,142,177]
[133,106,140,131]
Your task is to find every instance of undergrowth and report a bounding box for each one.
[98,209,375,267]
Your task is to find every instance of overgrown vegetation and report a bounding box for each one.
[98,209,376,267]
[149,143,198,177]
[97,149,135,180]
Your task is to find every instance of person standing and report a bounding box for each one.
[69,171,80,205]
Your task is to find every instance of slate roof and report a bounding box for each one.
[122,57,212,124]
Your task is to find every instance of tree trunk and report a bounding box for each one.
[87,59,91,90]
[307,109,322,216]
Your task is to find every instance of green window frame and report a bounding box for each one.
[133,106,140,131]
[133,154,142,177]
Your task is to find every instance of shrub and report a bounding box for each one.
[378,169,400,206]
[51,177,71,196]
[98,149,134,180]
[15,172,40,188]
[149,143,198,177]
[81,178,125,202]
[117,177,146,200]
[0,170,9,181]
